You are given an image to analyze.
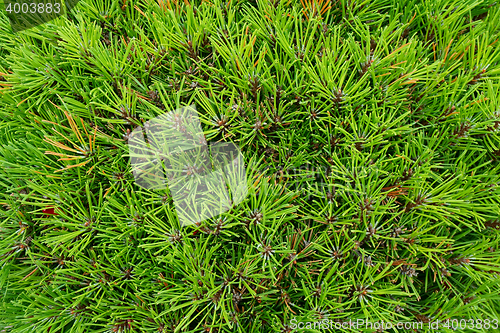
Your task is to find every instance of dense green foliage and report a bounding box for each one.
[1,0,500,332]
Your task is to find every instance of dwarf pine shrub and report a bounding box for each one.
[1,0,500,332]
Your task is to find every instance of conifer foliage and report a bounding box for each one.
[1,0,500,332]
